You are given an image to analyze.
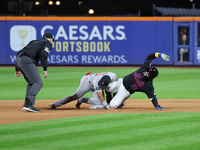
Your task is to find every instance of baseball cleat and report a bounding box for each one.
[49,103,56,109]
[75,100,82,109]
[22,105,40,112]
[118,102,125,108]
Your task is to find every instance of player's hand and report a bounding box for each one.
[44,71,48,78]
[15,71,21,77]
[161,53,170,61]
[105,105,110,109]
[155,105,166,110]
[102,101,110,109]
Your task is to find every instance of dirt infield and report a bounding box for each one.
[0,99,200,125]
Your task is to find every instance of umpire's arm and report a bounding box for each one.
[40,43,51,78]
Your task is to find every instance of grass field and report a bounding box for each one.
[0,112,200,150]
[0,66,200,150]
[0,66,200,100]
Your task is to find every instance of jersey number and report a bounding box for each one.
[131,84,138,90]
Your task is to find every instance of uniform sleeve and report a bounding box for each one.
[93,80,102,92]
[144,82,160,107]
[15,66,20,71]
[141,53,161,68]
[146,92,158,107]
[15,53,20,71]
[40,42,52,71]
[145,90,159,108]
[149,94,159,107]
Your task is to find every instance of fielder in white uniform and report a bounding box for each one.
[49,71,117,109]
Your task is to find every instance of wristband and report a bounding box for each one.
[155,52,161,58]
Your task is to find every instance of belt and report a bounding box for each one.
[18,51,32,59]
[17,51,36,64]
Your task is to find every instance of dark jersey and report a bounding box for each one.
[123,53,159,107]
[18,39,52,71]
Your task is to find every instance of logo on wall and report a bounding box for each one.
[10,25,36,52]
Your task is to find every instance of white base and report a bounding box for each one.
[89,105,105,109]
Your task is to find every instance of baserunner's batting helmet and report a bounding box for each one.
[147,66,159,79]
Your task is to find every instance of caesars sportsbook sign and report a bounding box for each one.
[8,21,132,65]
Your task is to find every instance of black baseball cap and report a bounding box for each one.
[98,75,111,89]
[43,33,54,41]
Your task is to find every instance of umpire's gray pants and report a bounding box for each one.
[16,55,43,105]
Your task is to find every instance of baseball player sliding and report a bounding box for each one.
[49,72,117,109]
[99,52,170,110]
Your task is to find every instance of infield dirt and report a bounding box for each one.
[1,99,200,125]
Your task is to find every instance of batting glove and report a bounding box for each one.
[160,53,170,61]
[155,105,167,110]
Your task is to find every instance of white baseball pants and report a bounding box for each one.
[108,78,131,108]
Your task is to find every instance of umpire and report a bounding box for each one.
[15,33,54,112]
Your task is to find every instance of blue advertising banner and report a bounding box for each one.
[7,20,133,65]
[0,21,7,64]
[2,16,188,66]
[7,20,35,65]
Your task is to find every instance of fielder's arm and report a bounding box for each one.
[104,90,112,104]
[96,91,110,109]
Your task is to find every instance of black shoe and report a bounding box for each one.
[118,102,125,108]
[22,105,40,112]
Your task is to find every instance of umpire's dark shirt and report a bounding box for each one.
[18,39,52,71]
[123,53,156,98]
